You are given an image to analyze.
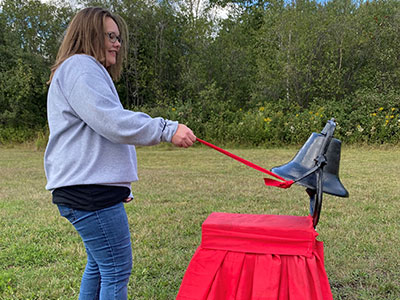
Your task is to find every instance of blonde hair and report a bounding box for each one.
[48,7,128,84]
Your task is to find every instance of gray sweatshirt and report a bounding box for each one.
[44,54,178,191]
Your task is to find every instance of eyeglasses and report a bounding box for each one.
[105,32,122,44]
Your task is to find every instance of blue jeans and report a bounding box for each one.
[58,202,132,300]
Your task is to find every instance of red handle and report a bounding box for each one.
[196,138,294,189]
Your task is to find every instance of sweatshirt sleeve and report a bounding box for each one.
[65,63,178,146]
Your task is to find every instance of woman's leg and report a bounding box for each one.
[79,247,101,299]
[58,203,133,300]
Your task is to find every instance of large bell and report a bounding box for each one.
[271,133,349,198]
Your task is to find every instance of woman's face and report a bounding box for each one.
[104,17,121,67]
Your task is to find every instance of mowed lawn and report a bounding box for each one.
[0,143,399,299]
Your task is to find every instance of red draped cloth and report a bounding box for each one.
[177,212,333,300]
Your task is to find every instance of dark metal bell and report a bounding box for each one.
[271,133,349,198]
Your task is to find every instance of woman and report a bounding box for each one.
[44,7,196,300]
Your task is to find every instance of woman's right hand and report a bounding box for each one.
[171,124,196,148]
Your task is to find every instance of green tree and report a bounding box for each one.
[0,0,73,129]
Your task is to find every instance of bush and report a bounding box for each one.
[315,89,400,144]
[129,89,399,147]
[0,127,37,144]
[2,88,399,147]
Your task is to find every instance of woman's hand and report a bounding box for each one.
[123,197,133,203]
[171,124,196,148]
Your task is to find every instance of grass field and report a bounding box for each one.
[0,143,399,299]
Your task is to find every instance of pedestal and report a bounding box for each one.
[177,212,333,300]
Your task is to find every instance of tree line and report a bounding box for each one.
[1,0,399,145]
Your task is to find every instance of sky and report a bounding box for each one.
[32,0,235,19]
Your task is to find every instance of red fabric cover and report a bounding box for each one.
[177,213,333,300]
[201,213,318,258]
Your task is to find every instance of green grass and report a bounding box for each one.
[0,144,399,299]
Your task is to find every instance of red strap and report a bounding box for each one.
[196,138,294,189]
